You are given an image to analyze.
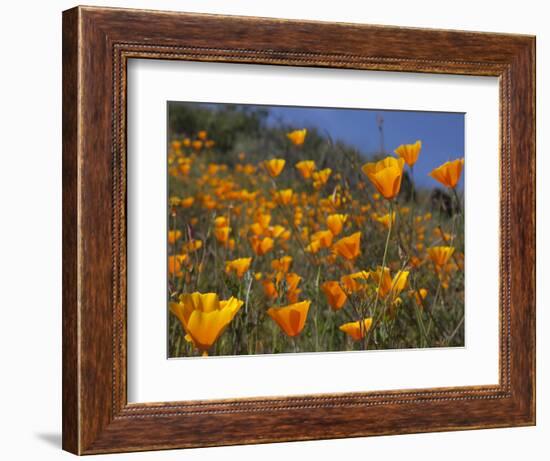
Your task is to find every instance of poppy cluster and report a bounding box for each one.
[167,127,465,357]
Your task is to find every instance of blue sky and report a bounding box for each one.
[190,102,465,188]
[268,106,464,188]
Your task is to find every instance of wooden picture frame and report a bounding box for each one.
[62,5,536,455]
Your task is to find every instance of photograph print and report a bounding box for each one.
[166,101,465,358]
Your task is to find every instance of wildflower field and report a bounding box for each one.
[167,103,465,357]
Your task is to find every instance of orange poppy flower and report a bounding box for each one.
[271,256,293,273]
[429,158,464,189]
[225,257,252,278]
[168,230,182,244]
[169,292,243,353]
[214,216,229,228]
[362,157,405,200]
[278,272,301,293]
[264,158,286,177]
[266,225,286,239]
[332,232,361,260]
[286,128,307,146]
[339,318,373,341]
[305,239,321,254]
[249,236,274,256]
[214,226,231,244]
[262,280,278,299]
[295,160,316,179]
[340,271,370,293]
[180,197,195,208]
[321,281,347,310]
[394,140,422,167]
[275,189,294,205]
[312,168,332,189]
[373,212,396,229]
[310,230,334,249]
[326,213,347,236]
[168,255,185,277]
[427,246,455,267]
[182,239,202,253]
[192,140,203,151]
[370,266,409,299]
[410,288,428,307]
[267,300,310,337]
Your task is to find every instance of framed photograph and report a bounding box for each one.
[62,6,535,455]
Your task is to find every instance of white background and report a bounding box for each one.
[0,0,546,460]
[128,60,499,402]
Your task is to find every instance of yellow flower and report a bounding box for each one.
[362,156,405,200]
[373,212,396,229]
[339,318,373,341]
[340,271,370,293]
[208,164,220,176]
[287,289,301,304]
[249,236,274,256]
[181,197,195,208]
[332,232,361,260]
[326,214,347,236]
[312,168,332,189]
[321,281,347,310]
[411,288,428,307]
[429,158,464,188]
[295,160,316,179]
[427,246,455,267]
[310,230,334,249]
[225,257,252,278]
[214,216,229,228]
[262,280,278,299]
[250,223,265,236]
[169,292,243,353]
[275,188,294,205]
[370,267,409,298]
[280,230,291,241]
[197,130,208,140]
[255,213,272,229]
[264,158,286,177]
[271,256,293,273]
[410,256,423,268]
[286,128,307,146]
[202,195,217,209]
[305,239,321,254]
[168,255,184,277]
[394,140,422,167]
[214,226,231,244]
[182,239,202,253]
[267,301,310,337]
[168,230,182,244]
[433,227,453,242]
[192,140,203,152]
[280,272,301,293]
[169,196,181,207]
[267,225,287,239]
[179,163,191,176]
[274,272,303,304]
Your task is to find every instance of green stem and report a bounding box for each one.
[365,200,394,349]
